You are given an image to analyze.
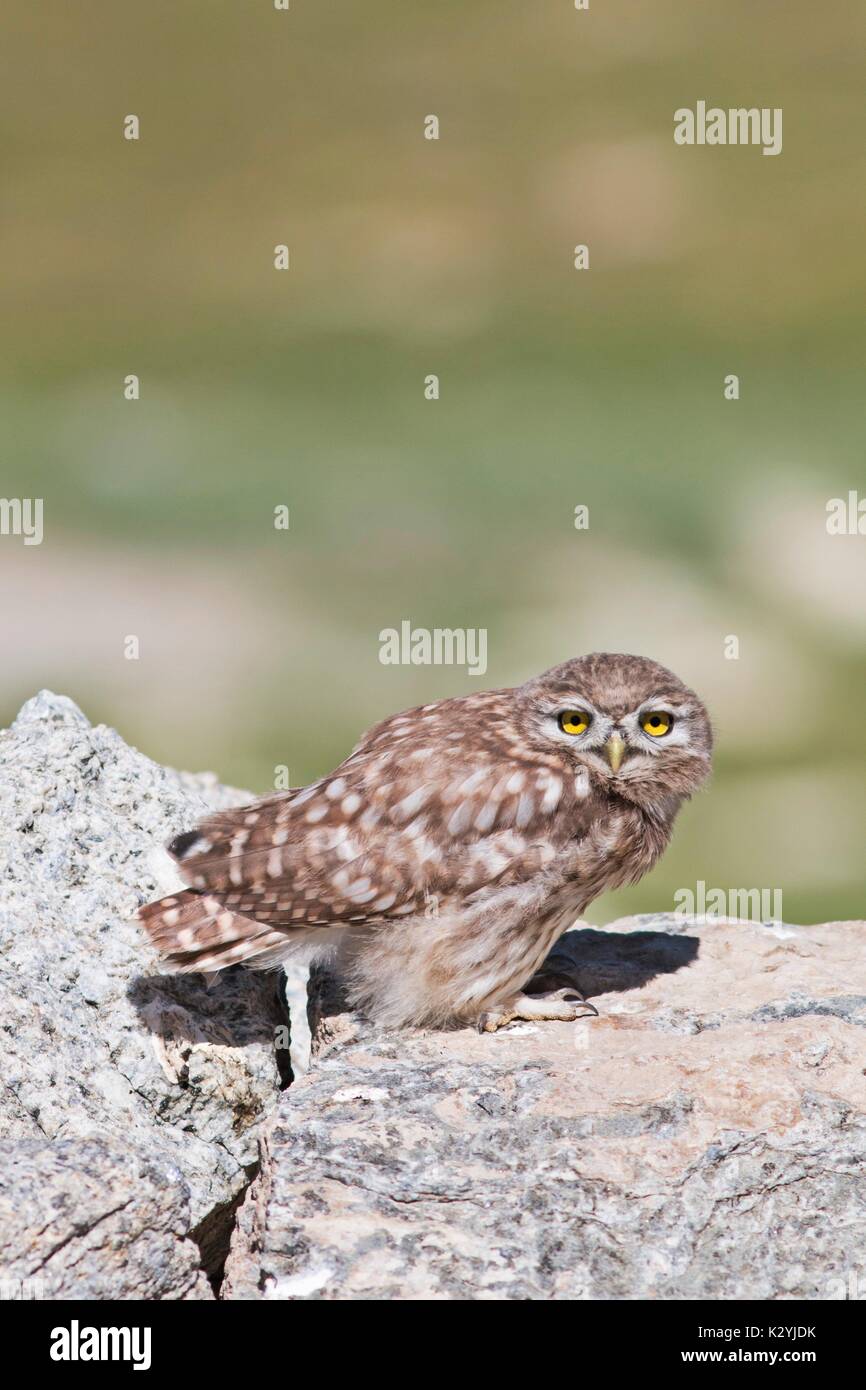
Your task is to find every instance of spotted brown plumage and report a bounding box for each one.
[139,653,712,1030]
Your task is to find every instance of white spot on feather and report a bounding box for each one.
[449,768,488,798]
[475,800,499,833]
[392,785,433,821]
[539,776,562,813]
[447,801,473,836]
[515,792,535,829]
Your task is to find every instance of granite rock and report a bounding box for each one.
[223,915,866,1300]
[3,691,864,1301]
[0,1137,212,1300]
[0,691,288,1291]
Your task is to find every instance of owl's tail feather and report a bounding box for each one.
[138,890,290,973]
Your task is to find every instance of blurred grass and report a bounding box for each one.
[0,1,864,922]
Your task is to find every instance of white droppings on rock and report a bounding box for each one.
[264,1266,335,1299]
[330,1086,391,1104]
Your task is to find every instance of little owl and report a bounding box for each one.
[140,653,712,1031]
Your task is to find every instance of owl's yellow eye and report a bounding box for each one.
[559,710,591,736]
[642,711,672,737]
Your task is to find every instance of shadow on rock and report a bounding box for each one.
[128,968,290,1085]
[307,926,701,1044]
[528,926,700,1000]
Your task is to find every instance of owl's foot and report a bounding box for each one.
[477,987,598,1034]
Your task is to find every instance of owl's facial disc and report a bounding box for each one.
[621,700,693,761]
[558,707,627,772]
[543,699,619,767]
[521,655,712,800]
[543,695,697,775]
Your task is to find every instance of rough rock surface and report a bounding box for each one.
[0,1138,211,1300]
[3,691,864,1301]
[223,915,866,1300]
[0,691,288,1294]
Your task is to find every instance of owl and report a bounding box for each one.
[139,653,712,1032]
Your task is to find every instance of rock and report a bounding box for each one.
[223,915,866,1300]
[0,1138,212,1300]
[4,690,865,1301]
[0,691,288,1294]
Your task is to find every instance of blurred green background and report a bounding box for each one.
[2,2,864,923]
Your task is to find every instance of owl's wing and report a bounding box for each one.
[139,700,602,971]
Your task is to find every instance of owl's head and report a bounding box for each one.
[519,652,712,808]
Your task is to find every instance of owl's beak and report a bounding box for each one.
[605,733,626,773]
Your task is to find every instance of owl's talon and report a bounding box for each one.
[477,1009,513,1033]
[476,989,598,1033]
[537,985,599,1017]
